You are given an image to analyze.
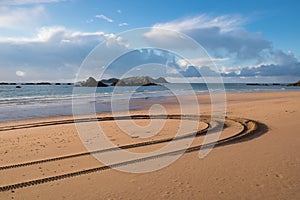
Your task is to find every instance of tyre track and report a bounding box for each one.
[0,115,264,192]
[0,121,211,170]
[0,115,204,132]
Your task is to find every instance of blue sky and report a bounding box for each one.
[0,0,299,82]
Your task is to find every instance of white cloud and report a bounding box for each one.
[219,50,300,77]
[220,65,242,75]
[95,14,114,23]
[86,19,94,23]
[145,14,271,61]
[272,49,298,65]
[222,62,300,77]
[144,14,245,51]
[177,57,229,68]
[0,0,64,6]
[16,70,25,77]
[150,14,244,33]
[119,22,129,27]
[36,26,66,42]
[0,6,45,29]
[0,26,113,44]
[105,35,129,48]
[0,26,66,43]
[71,31,107,37]
[117,9,122,14]
[144,14,300,80]
[0,26,131,81]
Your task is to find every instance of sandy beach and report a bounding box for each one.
[0,91,299,199]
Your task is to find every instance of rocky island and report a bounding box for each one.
[79,76,168,87]
[111,76,168,86]
[81,77,108,87]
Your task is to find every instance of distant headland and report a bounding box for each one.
[0,82,73,86]
[246,80,300,87]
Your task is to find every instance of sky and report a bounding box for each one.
[0,0,299,83]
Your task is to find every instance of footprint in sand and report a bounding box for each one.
[275,173,283,179]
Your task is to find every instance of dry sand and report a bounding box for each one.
[0,91,299,199]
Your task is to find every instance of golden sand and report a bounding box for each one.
[0,91,299,199]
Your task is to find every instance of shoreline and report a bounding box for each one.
[0,90,299,124]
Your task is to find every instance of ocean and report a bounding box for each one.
[0,83,299,122]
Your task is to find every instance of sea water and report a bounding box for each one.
[0,83,299,121]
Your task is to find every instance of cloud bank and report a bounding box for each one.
[0,26,118,81]
[146,14,271,60]
[0,6,45,30]
[0,11,299,82]
[145,15,300,81]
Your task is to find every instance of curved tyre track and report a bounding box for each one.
[0,115,266,192]
[0,115,212,171]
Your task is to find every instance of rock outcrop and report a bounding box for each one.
[81,77,108,87]
[288,80,300,86]
[36,82,52,85]
[155,77,168,83]
[101,78,120,86]
[79,76,167,87]
[141,83,158,86]
[112,76,167,86]
[0,83,16,85]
